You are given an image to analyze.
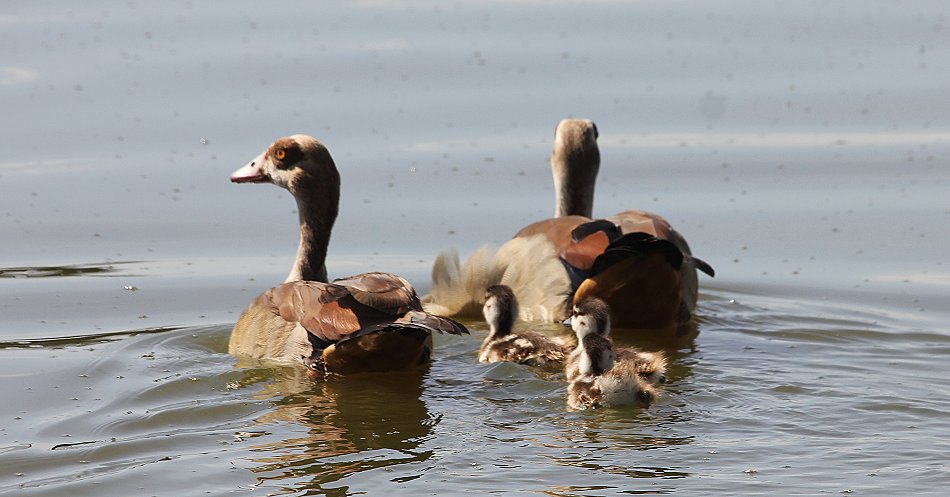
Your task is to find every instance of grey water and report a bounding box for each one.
[2,1,949,495]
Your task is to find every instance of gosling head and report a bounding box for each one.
[483,285,517,337]
[571,297,611,340]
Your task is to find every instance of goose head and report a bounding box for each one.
[231,134,340,197]
[483,284,518,338]
[551,119,600,218]
[230,134,341,283]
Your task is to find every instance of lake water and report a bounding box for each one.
[2,1,949,495]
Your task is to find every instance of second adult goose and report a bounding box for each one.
[426,119,714,330]
[228,135,468,374]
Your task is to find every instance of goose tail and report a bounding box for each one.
[423,235,572,322]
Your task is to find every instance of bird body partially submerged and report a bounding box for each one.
[228,135,467,374]
[426,119,714,330]
[478,285,571,366]
[565,297,665,409]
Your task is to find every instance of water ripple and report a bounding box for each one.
[0,262,132,279]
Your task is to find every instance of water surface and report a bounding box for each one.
[2,1,949,495]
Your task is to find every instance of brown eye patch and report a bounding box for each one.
[270,138,303,169]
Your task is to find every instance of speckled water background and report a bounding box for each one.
[2,1,949,495]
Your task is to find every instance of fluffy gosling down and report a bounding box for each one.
[566,297,666,409]
[479,285,571,366]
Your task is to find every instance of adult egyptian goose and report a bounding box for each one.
[228,134,468,374]
[426,118,714,329]
[479,284,571,366]
[565,297,660,409]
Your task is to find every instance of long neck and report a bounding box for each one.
[285,179,340,283]
[487,305,514,339]
[489,316,512,339]
[552,149,599,218]
[580,334,614,376]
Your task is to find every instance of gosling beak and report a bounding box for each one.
[562,317,573,327]
[304,357,323,372]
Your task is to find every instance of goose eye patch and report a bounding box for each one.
[270,140,302,169]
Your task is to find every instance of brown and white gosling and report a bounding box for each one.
[479,285,571,366]
[564,298,667,383]
[566,297,665,409]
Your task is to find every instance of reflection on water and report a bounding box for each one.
[235,366,434,493]
[611,321,700,355]
[545,426,693,483]
[225,323,699,495]
[0,263,128,279]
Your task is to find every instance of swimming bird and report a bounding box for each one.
[426,118,714,330]
[479,284,571,366]
[227,135,468,374]
[565,297,660,409]
[563,297,667,383]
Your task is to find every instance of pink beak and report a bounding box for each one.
[231,152,268,183]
